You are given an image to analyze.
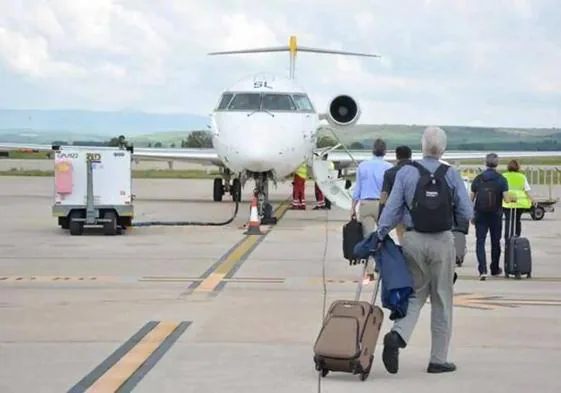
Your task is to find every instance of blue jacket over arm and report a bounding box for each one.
[353,234,413,320]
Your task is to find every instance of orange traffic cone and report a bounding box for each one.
[244,195,263,235]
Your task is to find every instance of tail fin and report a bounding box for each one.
[208,35,380,80]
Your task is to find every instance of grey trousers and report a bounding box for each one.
[392,230,456,364]
[358,200,380,274]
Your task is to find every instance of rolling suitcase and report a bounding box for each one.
[504,208,532,279]
[313,260,384,381]
[342,218,364,265]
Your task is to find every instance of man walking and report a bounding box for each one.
[374,126,472,374]
[351,138,393,281]
[470,153,511,280]
[379,145,412,244]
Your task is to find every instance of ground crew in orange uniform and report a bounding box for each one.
[291,162,308,209]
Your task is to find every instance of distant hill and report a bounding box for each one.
[328,124,561,151]
[1,108,560,150]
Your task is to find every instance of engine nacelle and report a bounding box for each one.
[325,94,361,127]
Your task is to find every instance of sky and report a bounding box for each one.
[0,0,560,128]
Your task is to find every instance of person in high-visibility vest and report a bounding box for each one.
[313,158,335,210]
[291,162,308,209]
[502,159,534,239]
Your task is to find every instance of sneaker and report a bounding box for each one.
[479,273,487,281]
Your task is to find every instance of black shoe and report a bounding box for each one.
[427,362,457,374]
[382,331,405,374]
[491,268,503,277]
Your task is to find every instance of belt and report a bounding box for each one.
[362,198,379,201]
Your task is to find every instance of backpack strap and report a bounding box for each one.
[434,163,450,179]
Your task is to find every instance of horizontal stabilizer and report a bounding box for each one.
[208,46,291,55]
[297,46,380,58]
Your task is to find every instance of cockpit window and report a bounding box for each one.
[217,93,233,110]
[227,93,261,110]
[262,94,297,111]
[292,94,315,112]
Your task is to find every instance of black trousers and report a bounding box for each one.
[475,212,502,275]
[503,208,522,239]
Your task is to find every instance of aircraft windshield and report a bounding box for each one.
[292,94,315,112]
[261,94,297,111]
[227,93,261,110]
[217,93,234,110]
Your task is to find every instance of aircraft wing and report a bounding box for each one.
[0,143,223,166]
[321,149,561,166]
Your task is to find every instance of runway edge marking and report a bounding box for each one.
[182,200,290,297]
[67,320,191,393]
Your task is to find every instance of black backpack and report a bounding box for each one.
[407,162,454,233]
[474,176,501,213]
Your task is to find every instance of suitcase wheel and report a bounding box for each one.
[359,355,374,381]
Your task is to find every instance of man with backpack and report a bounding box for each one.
[373,126,472,375]
[379,145,412,244]
[470,153,511,280]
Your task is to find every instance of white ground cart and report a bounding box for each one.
[52,145,134,235]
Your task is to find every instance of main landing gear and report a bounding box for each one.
[213,168,241,202]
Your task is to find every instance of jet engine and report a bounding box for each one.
[325,94,361,127]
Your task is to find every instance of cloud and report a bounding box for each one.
[0,0,559,127]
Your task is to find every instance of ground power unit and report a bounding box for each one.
[52,145,134,235]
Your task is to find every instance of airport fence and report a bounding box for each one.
[457,165,561,199]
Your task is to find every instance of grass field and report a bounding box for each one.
[5,151,561,166]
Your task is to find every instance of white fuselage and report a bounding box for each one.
[208,76,319,179]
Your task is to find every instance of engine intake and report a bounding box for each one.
[326,95,360,127]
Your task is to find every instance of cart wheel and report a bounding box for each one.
[530,206,545,221]
[69,211,84,236]
[103,211,118,236]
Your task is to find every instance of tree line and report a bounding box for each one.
[53,132,561,151]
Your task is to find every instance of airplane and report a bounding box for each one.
[2,35,561,223]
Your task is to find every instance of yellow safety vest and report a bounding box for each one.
[502,171,531,209]
[295,163,308,179]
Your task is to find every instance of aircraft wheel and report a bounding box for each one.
[213,178,223,202]
[231,178,241,202]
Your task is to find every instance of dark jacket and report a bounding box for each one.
[353,233,414,320]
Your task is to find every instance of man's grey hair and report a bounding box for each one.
[372,138,387,157]
[485,152,499,168]
[421,126,447,158]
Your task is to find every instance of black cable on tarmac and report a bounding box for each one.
[130,200,240,227]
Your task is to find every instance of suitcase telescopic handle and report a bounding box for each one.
[354,256,381,306]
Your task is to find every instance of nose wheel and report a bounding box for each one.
[254,175,277,225]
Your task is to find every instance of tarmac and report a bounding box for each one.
[1,176,561,393]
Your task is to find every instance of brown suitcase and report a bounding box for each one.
[313,259,384,381]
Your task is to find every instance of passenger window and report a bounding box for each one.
[227,93,261,110]
[262,94,297,111]
[217,93,233,110]
[292,94,315,112]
